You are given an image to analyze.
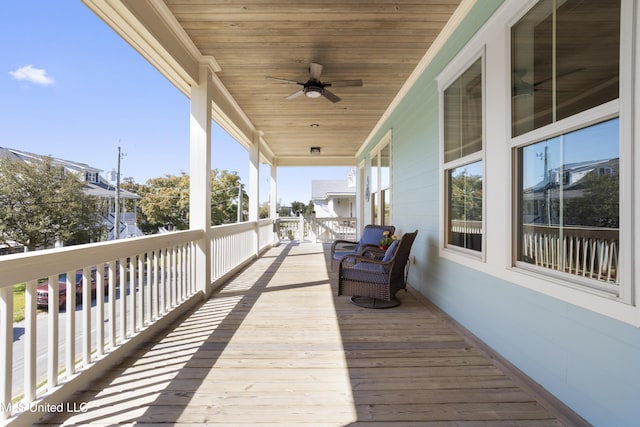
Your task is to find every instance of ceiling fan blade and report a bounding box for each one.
[285,89,304,100]
[266,76,301,85]
[328,79,363,87]
[322,89,341,103]
[309,62,323,80]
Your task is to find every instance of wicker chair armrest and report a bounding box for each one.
[331,239,359,253]
[340,254,392,268]
[358,244,386,259]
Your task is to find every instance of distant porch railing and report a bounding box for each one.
[0,219,276,425]
[521,224,619,285]
[275,216,356,243]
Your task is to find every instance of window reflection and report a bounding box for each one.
[444,58,482,162]
[511,0,620,137]
[447,161,483,251]
[517,119,619,284]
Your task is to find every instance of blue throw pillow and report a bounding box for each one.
[381,239,399,262]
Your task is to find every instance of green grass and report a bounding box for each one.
[13,283,26,322]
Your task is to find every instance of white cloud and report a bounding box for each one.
[9,65,55,86]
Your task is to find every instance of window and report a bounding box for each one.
[516,120,619,290]
[512,0,622,295]
[443,57,483,254]
[85,172,99,183]
[369,133,391,225]
[511,0,620,137]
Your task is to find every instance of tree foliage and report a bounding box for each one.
[563,170,619,228]
[120,169,247,233]
[449,172,482,221]
[0,156,104,251]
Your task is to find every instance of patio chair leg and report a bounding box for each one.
[349,295,400,309]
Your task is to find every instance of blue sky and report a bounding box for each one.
[0,1,351,205]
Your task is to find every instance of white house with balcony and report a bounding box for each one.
[0,147,143,242]
[311,173,356,218]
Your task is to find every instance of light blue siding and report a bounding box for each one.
[358,1,640,425]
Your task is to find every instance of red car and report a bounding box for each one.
[36,268,101,310]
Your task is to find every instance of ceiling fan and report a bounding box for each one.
[512,67,584,97]
[267,62,363,103]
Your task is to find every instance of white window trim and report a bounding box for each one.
[369,130,392,225]
[508,1,632,306]
[438,48,486,262]
[433,0,640,326]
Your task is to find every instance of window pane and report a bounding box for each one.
[444,59,482,162]
[447,161,483,252]
[511,0,620,137]
[517,119,619,285]
[370,153,378,193]
[380,144,390,190]
[382,188,391,226]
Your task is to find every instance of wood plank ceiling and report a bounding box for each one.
[164,0,463,165]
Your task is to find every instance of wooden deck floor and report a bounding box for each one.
[37,242,584,426]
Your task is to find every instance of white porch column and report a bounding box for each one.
[270,163,277,219]
[190,64,212,295]
[249,131,261,254]
[270,162,278,243]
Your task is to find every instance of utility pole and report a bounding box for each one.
[114,146,122,240]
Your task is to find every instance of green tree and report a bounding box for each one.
[135,173,190,232]
[211,169,246,224]
[449,172,482,221]
[124,170,247,233]
[0,156,104,251]
[564,170,619,228]
[290,201,307,216]
[305,201,315,217]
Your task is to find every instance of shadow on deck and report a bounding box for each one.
[35,242,587,426]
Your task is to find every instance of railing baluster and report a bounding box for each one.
[119,258,127,341]
[138,254,145,328]
[96,263,105,357]
[47,274,59,389]
[0,286,13,420]
[24,280,36,403]
[153,251,160,319]
[65,269,76,378]
[82,267,91,366]
[130,256,137,333]
[108,260,117,349]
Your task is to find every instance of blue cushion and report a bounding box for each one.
[333,250,355,262]
[381,239,400,262]
[359,227,387,246]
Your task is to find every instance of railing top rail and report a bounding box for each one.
[522,223,619,239]
[0,228,204,289]
[209,221,256,237]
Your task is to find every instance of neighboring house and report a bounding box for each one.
[0,147,143,241]
[311,171,356,218]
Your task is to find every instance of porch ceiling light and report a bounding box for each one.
[303,85,323,98]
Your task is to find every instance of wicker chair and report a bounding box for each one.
[337,230,417,308]
[330,224,395,270]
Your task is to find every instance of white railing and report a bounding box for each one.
[210,222,256,283]
[521,224,619,286]
[0,219,277,425]
[275,216,357,243]
[258,219,276,252]
[450,219,483,235]
[308,217,357,243]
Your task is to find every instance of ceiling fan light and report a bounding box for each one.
[304,87,322,98]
